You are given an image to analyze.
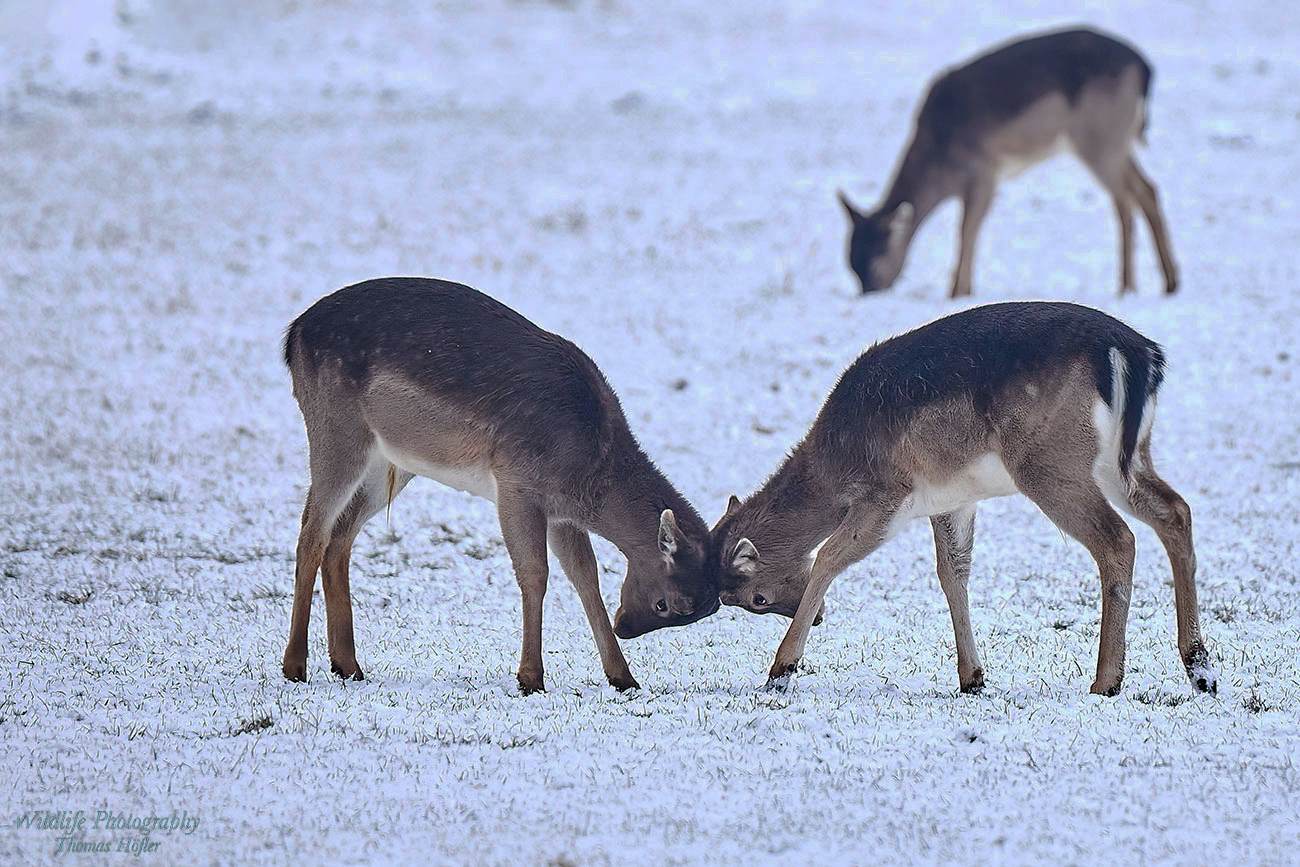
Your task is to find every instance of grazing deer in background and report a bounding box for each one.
[712,302,1216,697]
[838,27,1179,298]
[281,277,717,693]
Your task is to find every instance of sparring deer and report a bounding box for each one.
[281,277,717,693]
[838,27,1179,298]
[712,301,1215,697]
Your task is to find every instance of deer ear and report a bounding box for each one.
[888,202,914,242]
[837,189,865,224]
[658,509,679,564]
[732,538,759,575]
[724,494,742,519]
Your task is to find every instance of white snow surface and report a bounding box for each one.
[3,1,1299,864]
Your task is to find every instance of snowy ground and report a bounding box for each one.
[2,1,1298,864]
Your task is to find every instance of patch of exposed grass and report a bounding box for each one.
[1242,690,1272,714]
[1210,602,1236,624]
[1132,690,1191,708]
[232,714,275,736]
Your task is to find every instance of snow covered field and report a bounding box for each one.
[2,1,1298,863]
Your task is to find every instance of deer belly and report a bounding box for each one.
[374,435,499,503]
[995,132,1069,181]
[889,453,1019,535]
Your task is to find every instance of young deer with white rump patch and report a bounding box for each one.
[712,302,1215,697]
[838,27,1178,298]
[282,278,717,693]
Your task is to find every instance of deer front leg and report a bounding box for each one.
[548,521,639,691]
[931,507,984,693]
[951,176,995,298]
[497,490,551,695]
[768,502,894,686]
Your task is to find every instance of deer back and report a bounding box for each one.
[284,278,634,500]
[914,28,1149,158]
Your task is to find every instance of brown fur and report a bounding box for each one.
[839,27,1178,297]
[713,303,1215,696]
[282,278,716,693]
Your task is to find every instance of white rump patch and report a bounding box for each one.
[1091,349,1130,504]
[1090,347,1156,513]
[886,454,1018,539]
[374,435,498,503]
[1090,393,1156,515]
[1091,396,1127,505]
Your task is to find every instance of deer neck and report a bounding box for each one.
[588,444,706,559]
[739,446,846,560]
[879,137,959,229]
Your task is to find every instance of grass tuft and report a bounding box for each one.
[1242,690,1272,714]
[232,714,275,736]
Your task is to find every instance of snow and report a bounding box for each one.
[2,0,1298,864]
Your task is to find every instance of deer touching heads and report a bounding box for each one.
[713,494,828,625]
[613,508,719,639]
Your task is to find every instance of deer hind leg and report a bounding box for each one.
[1072,146,1138,295]
[1124,155,1179,294]
[1013,463,1136,696]
[496,486,550,695]
[548,521,638,692]
[931,506,984,693]
[951,175,995,298]
[284,432,375,682]
[320,463,415,681]
[1119,442,1216,693]
[1112,189,1136,294]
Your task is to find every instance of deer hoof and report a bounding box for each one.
[1089,679,1123,697]
[518,672,546,695]
[609,673,641,692]
[1185,646,1218,695]
[765,660,798,691]
[763,674,791,693]
[331,661,365,681]
[282,658,307,683]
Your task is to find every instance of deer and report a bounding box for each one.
[838,27,1179,298]
[711,301,1216,697]
[281,277,718,694]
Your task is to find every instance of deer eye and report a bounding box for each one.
[752,594,767,607]
[655,599,668,613]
